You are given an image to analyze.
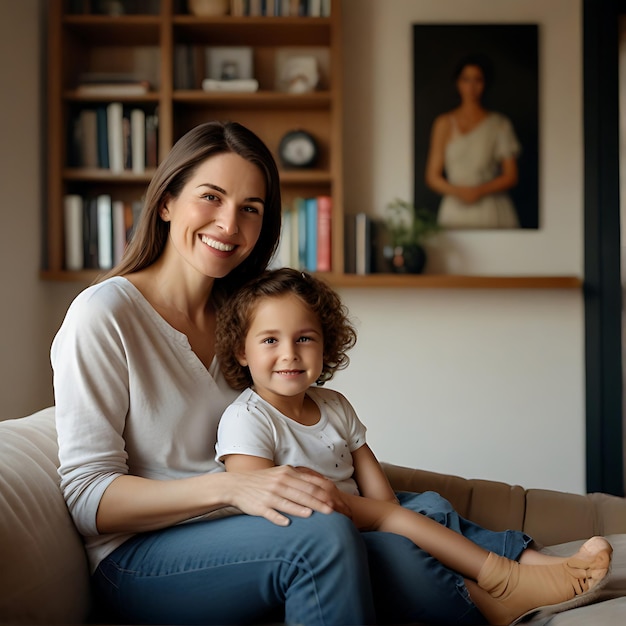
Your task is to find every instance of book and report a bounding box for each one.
[112,200,127,265]
[230,0,246,17]
[355,212,371,275]
[75,81,150,96]
[84,198,99,269]
[308,0,321,16]
[174,46,194,89]
[316,195,332,271]
[344,214,356,274]
[63,194,84,270]
[122,113,131,170]
[321,0,331,17]
[97,194,113,269]
[106,102,124,173]
[78,109,98,168]
[249,0,262,15]
[96,106,109,169]
[271,206,294,268]
[294,197,307,269]
[130,108,146,174]
[289,202,299,269]
[305,197,318,271]
[145,113,158,168]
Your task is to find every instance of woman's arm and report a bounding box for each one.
[97,461,350,531]
[351,444,398,504]
[425,114,457,196]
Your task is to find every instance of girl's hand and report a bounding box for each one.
[222,462,352,526]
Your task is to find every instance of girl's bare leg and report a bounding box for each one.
[343,494,612,625]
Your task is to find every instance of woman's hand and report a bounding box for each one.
[222,459,352,526]
[454,185,485,204]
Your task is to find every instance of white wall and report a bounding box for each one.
[329,0,586,493]
[0,0,80,419]
[0,0,587,493]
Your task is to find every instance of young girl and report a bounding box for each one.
[215,267,612,626]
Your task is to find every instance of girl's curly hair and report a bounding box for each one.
[215,268,357,390]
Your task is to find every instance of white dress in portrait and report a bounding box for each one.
[438,112,521,229]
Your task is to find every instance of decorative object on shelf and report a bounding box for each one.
[188,0,230,16]
[383,198,440,274]
[282,56,320,93]
[278,130,319,168]
[275,48,327,93]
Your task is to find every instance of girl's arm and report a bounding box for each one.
[222,454,352,524]
[351,444,398,504]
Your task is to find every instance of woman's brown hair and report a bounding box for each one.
[216,268,357,390]
[96,121,282,299]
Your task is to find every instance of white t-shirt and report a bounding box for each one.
[51,277,239,572]
[216,387,367,495]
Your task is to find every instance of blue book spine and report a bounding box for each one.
[305,197,318,271]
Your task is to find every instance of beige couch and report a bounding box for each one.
[1,407,626,625]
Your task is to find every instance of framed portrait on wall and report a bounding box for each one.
[413,24,539,230]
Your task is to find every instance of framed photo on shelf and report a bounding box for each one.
[205,46,254,81]
[413,24,539,230]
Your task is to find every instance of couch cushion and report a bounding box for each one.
[0,407,91,624]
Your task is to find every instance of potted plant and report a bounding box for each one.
[384,198,440,273]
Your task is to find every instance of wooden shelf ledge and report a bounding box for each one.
[324,274,583,289]
[40,271,582,289]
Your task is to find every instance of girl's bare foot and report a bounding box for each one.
[474,541,613,625]
[571,536,612,589]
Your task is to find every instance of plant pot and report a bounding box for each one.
[389,244,426,274]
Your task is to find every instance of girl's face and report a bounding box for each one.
[160,152,266,279]
[456,64,485,103]
[238,293,324,406]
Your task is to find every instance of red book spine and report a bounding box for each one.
[316,195,332,272]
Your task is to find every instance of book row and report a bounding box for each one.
[66,0,329,17]
[272,196,332,272]
[230,0,331,17]
[63,194,143,271]
[62,194,392,276]
[69,104,159,173]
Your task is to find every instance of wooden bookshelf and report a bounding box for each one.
[44,0,345,279]
[44,0,579,290]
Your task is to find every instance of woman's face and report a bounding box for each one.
[456,64,485,103]
[160,152,266,279]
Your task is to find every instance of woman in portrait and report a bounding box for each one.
[425,53,521,229]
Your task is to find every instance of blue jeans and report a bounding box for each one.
[93,491,531,625]
[363,492,532,625]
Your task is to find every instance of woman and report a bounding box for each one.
[53,121,548,625]
[425,54,521,229]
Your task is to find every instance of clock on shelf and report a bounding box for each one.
[278,129,319,169]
